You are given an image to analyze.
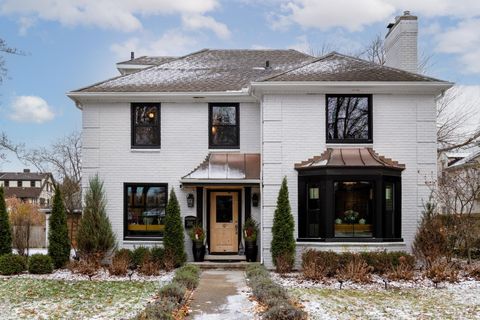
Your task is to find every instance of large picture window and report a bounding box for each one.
[334,181,374,238]
[326,95,372,143]
[124,183,167,239]
[209,103,239,149]
[298,173,402,242]
[131,103,160,148]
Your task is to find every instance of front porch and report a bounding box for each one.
[181,153,261,262]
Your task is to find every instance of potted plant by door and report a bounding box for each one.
[243,218,259,262]
[189,225,206,262]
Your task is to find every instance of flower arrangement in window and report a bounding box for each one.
[344,210,360,224]
[189,225,205,243]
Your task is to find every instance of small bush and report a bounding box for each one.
[386,256,414,281]
[173,268,199,289]
[132,247,151,267]
[0,254,26,275]
[159,283,186,304]
[336,254,373,283]
[28,254,54,274]
[301,250,339,280]
[412,200,451,266]
[138,297,177,320]
[138,259,161,276]
[252,278,288,307]
[163,249,177,272]
[275,253,294,274]
[360,251,416,274]
[150,247,165,265]
[425,258,459,286]
[468,266,480,280]
[108,250,132,276]
[264,302,307,320]
[69,257,100,278]
[246,263,270,279]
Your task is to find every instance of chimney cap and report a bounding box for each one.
[403,10,410,16]
[23,169,30,173]
[130,51,135,60]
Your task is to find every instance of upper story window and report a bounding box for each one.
[4,181,9,187]
[18,181,23,187]
[209,103,239,149]
[326,95,372,143]
[30,181,35,187]
[131,103,160,148]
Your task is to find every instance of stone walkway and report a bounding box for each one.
[187,270,257,319]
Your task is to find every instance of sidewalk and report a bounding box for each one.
[187,270,257,319]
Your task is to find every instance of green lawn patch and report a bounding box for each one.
[0,278,158,319]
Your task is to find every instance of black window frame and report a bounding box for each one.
[297,168,402,242]
[123,182,168,241]
[30,181,36,187]
[326,94,373,144]
[208,103,240,149]
[131,103,161,149]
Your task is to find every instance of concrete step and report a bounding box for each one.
[190,261,251,270]
[205,254,246,261]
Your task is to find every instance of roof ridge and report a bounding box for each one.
[328,51,446,82]
[71,49,210,93]
[262,50,448,83]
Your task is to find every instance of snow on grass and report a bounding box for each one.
[272,273,480,320]
[0,271,174,320]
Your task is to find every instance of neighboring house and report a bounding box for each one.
[0,169,55,248]
[0,169,55,210]
[443,149,480,214]
[68,12,453,267]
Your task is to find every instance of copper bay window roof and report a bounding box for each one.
[295,148,405,171]
[181,153,261,184]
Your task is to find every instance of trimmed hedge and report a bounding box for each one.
[301,249,415,281]
[28,254,54,274]
[135,264,201,319]
[0,254,27,275]
[246,263,307,320]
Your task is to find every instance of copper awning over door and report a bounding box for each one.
[181,153,261,185]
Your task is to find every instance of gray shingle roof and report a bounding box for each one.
[75,50,448,93]
[4,187,42,199]
[75,49,313,92]
[0,172,49,181]
[263,52,445,82]
[117,56,177,66]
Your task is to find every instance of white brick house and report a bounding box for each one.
[68,12,452,267]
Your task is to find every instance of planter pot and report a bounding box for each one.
[245,240,257,262]
[192,241,205,262]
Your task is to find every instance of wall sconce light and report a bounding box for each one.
[252,193,259,207]
[187,193,195,208]
[147,111,155,119]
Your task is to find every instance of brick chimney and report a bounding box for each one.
[385,11,418,74]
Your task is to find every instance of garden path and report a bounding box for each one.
[187,270,257,319]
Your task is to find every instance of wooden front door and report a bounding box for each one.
[210,191,239,253]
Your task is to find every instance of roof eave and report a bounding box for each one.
[67,90,257,106]
[250,81,454,95]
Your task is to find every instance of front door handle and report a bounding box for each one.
[235,224,238,235]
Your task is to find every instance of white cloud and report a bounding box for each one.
[435,19,480,74]
[270,0,480,31]
[9,95,55,123]
[287,35,310,53]
[0,0,221,32]
[181,14,230,39]
[110,29,199,60]
[18,16,35,35]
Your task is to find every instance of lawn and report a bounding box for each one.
[291,284,480,320]
[0,278,159,319]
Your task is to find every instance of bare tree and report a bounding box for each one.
[356,34,385,65]
[0,38,24,85]
[437,87,480,154]
[430,164,480,263]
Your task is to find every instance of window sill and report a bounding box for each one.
[296,238,404,243]
[208,149,241,152]
[130,149,161,153]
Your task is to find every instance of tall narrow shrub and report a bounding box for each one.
[163,189,186,267]
[0,187,12,255]
[48,187,71,268]
[76,175,116,260]
[271,177,295,271]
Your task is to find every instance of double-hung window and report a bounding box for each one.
[209,103,240,149]
[131,103,161,148]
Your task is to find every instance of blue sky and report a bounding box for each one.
[1,0,479,171]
